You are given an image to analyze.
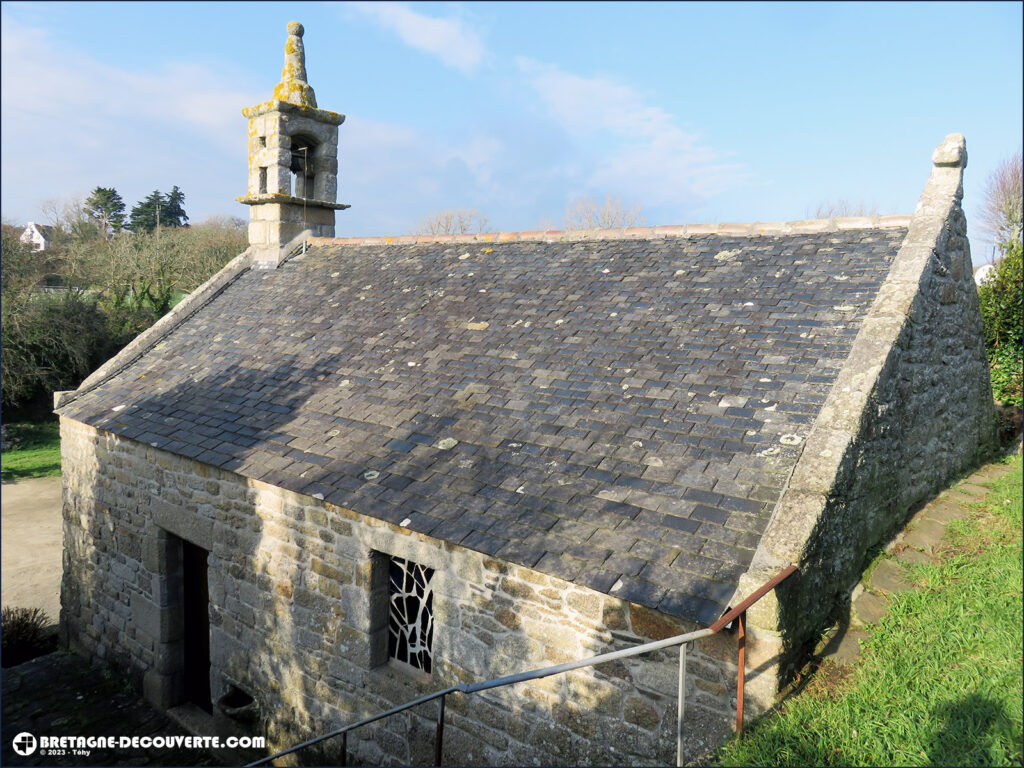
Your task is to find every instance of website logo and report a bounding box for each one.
[13,732,37,757]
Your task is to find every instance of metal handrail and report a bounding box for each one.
[246,563,798,767]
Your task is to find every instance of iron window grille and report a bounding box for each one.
[387,556,434,673]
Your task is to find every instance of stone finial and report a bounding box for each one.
[273,21,317,108]
[932,133,967,168]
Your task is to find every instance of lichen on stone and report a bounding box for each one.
[273,20,317,108]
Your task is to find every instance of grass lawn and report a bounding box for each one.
[1,420,61,482]
[716,455,1023,767]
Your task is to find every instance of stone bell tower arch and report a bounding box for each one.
[237,22,349,268]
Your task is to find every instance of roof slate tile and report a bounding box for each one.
[58,228,905,624]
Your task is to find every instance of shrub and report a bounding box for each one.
[978,239,1023,407]
[989,344,1023,409]
[1,290,115,409]
[1,606,55,667]
[0,220,245,412]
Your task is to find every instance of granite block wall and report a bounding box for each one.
[59,417,739,766]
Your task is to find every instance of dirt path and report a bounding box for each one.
[1,476,63,623]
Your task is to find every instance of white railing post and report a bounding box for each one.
[676,641,687,767]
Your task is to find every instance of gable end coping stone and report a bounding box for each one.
[55,247,255,410]
[729,133,993,696]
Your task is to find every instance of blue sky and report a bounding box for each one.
[2,1,1021,262]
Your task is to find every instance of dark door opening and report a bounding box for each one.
[181,540,211,713]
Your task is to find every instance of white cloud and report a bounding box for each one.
[516,57,747,211]
[444,134,505,190]
[0,12,538,235]
[340,116,511,233]
[348,2,484,74]
[0,13,743,234]
[0,17,259,223]
[1,20,255,145]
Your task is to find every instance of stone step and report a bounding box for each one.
[901,517,947,555]
[818,626,869,665]
[957,482,990,497]
[896,547,934,566]
[827,457,1005,671]
[946,484,986,504]
[852,591,889,626]
[969,464,1012,482]
[867,559,914,595]
[918,499,970,524]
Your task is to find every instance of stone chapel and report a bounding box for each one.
[55,21,996,766]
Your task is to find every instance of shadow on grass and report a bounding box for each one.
[927,692,1020,766]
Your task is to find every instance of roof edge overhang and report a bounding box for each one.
[242,99,345,126]
[237,194,350,210]
[54,248,256,414]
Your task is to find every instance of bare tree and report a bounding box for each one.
[979,151,1023,252]
[563,195,645,231]
[415,209,491,235]
[811,200,878,219]
[199,213,248,230]
[39,195,102,243]
[39,196,72,231]
[175,220,248,289]
[1,227,107,408]
[1,208,246,410]
[83,223,245,317]
[2,225,48,299]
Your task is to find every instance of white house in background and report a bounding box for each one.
[973,262,996,286]
[20,221,55,251]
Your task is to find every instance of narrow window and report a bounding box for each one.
[388,556,434,673]
[258,136,267,148]
[258,167,268,194]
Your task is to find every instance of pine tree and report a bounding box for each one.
[83,187,126,238]
[129,188,188,233]
[129,190,164,233]
[163,186,189,228]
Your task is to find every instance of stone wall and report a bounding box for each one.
[736,134,998,702]
[60,417,742,766]
[247,202,336,266]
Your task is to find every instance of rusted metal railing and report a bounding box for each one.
[246,563,797,767]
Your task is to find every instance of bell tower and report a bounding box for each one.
[238,22,349,268]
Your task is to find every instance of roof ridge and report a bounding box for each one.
[309,215,911,247]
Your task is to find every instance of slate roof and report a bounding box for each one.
[59,226,907,624]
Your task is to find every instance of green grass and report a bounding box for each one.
[1,420,62,482]
[716,456,1023,767]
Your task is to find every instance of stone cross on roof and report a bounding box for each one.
[273,21,317,108]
